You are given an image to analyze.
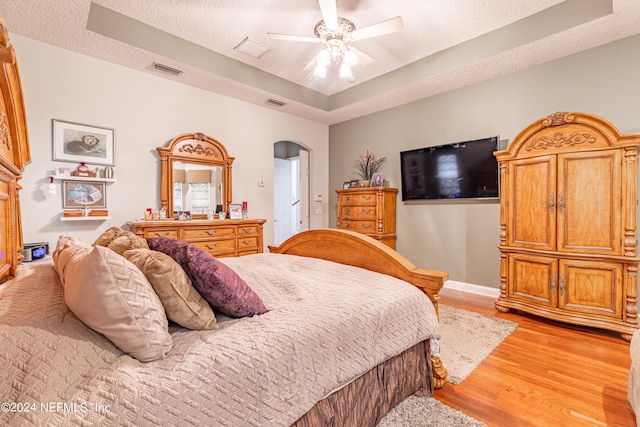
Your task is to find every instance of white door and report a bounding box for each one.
[299,149,310,232]
[273,158,291,245]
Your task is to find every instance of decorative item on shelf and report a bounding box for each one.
[48,177,56,196]
[104,166,114,179]
[178,211,192,221]
[54,167,70,176]
[218,211,226,220]
[242,201,248,220]
[63,210,83,217]
[353,148,386,186]
[71,162,96,177]
[90,209,109,217]
[144,208,152,220]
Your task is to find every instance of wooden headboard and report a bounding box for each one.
[0,13,31,282]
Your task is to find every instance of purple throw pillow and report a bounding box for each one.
[147,237,267,318]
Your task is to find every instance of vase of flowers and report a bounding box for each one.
[353,149,386,185]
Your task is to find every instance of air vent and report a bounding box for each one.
[266,98,286,107]
[153,62,183,76]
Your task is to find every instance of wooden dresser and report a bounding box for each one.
[495,111,640,340]
[336,187,397,249]
[127,219,266,258]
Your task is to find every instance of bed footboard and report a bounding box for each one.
[269,229,450,388]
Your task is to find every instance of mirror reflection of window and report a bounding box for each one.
[189,182,210,214]
[173,182,183,211]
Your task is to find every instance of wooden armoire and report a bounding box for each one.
[495,112,640,340]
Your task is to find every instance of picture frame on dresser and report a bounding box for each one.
[229,204,242,220]
[52,119,115,166]
[62,181,106,209]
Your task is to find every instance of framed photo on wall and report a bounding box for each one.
[62,180,106,209]
[52,119,115,166]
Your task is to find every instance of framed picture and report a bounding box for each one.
[62,180,106,209]
[371,172,385,187]
[229,203,243,220]
[178,211,192,221]
[343,181,351,189]
[52,119,115,166]
[350,179,360,188]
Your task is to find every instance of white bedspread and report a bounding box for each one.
[0,253,439,426]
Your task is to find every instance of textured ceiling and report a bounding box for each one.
[1,0,640,124]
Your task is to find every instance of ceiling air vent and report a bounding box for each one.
[153,62,183,76]
[266,98,286,107]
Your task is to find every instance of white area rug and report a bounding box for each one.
[439,304,518,384]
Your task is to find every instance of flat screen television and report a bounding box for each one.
[400,136,500,201]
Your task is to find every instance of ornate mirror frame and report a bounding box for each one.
[158,132,234,219]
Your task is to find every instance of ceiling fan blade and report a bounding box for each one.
[267,33,322,43]
[303,54,318,72]
[350,16,404,41]
[318,0,339,30]
[349,46,376,68]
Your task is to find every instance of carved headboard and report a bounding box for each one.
[0,13,31,282]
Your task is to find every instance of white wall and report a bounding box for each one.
[12,34,329,250]
[329,33,640,288]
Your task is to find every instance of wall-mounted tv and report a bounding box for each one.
[400,136,500,201]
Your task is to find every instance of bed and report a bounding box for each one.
[0,14,449,427]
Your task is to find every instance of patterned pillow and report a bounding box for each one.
[123,248,218,330]
[53,236,173,362]
[147,237,268,318]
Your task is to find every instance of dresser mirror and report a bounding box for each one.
[158,132,234,219]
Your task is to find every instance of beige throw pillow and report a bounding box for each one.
[53,236,173,362]
[123,249,218,330]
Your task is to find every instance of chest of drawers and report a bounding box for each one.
[127,219,266,257]
[336,187,397,249]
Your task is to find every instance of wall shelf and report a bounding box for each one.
[60,216,112,221]
[51,174,117,183]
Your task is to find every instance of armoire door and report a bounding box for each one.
[507,155,557,250]
[558,258,623,318]
[508,253,557,307]
[556,150,622,255]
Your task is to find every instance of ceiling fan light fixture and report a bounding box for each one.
[314,64,327,78]
[339,63,352,79]
[343,49,358,67]
[317,49,331,66]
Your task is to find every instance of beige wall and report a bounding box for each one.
[13,34,329,250]
[329,34,640,288]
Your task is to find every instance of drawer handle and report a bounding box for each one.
[345,208,350,214]
[363,196,372,200]
[241,228,252,233]
[154,232,171,237]
[362,224,372,229]
[205,230,217,236]
[344,223,351,229]
[205,243,218,249]
[345,196,351,201]
[362,209,372,214]
[241,239,253,246]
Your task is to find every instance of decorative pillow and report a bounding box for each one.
[53,236,172,362]
[123,248,218,330]
[108,232,149,255]
[147,237,268,318]
[93,226,127,247]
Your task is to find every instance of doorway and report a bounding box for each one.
[274,141,309,246]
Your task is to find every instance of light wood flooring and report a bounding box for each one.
[434,288,636,427]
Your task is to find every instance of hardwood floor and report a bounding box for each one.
[434,288,637,427]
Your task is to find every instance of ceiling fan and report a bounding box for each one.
[267,0,403,79]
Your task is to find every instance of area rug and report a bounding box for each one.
[377,396,487,427]
[439,303,518,384]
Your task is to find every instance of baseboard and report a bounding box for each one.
[443,280,500,298]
